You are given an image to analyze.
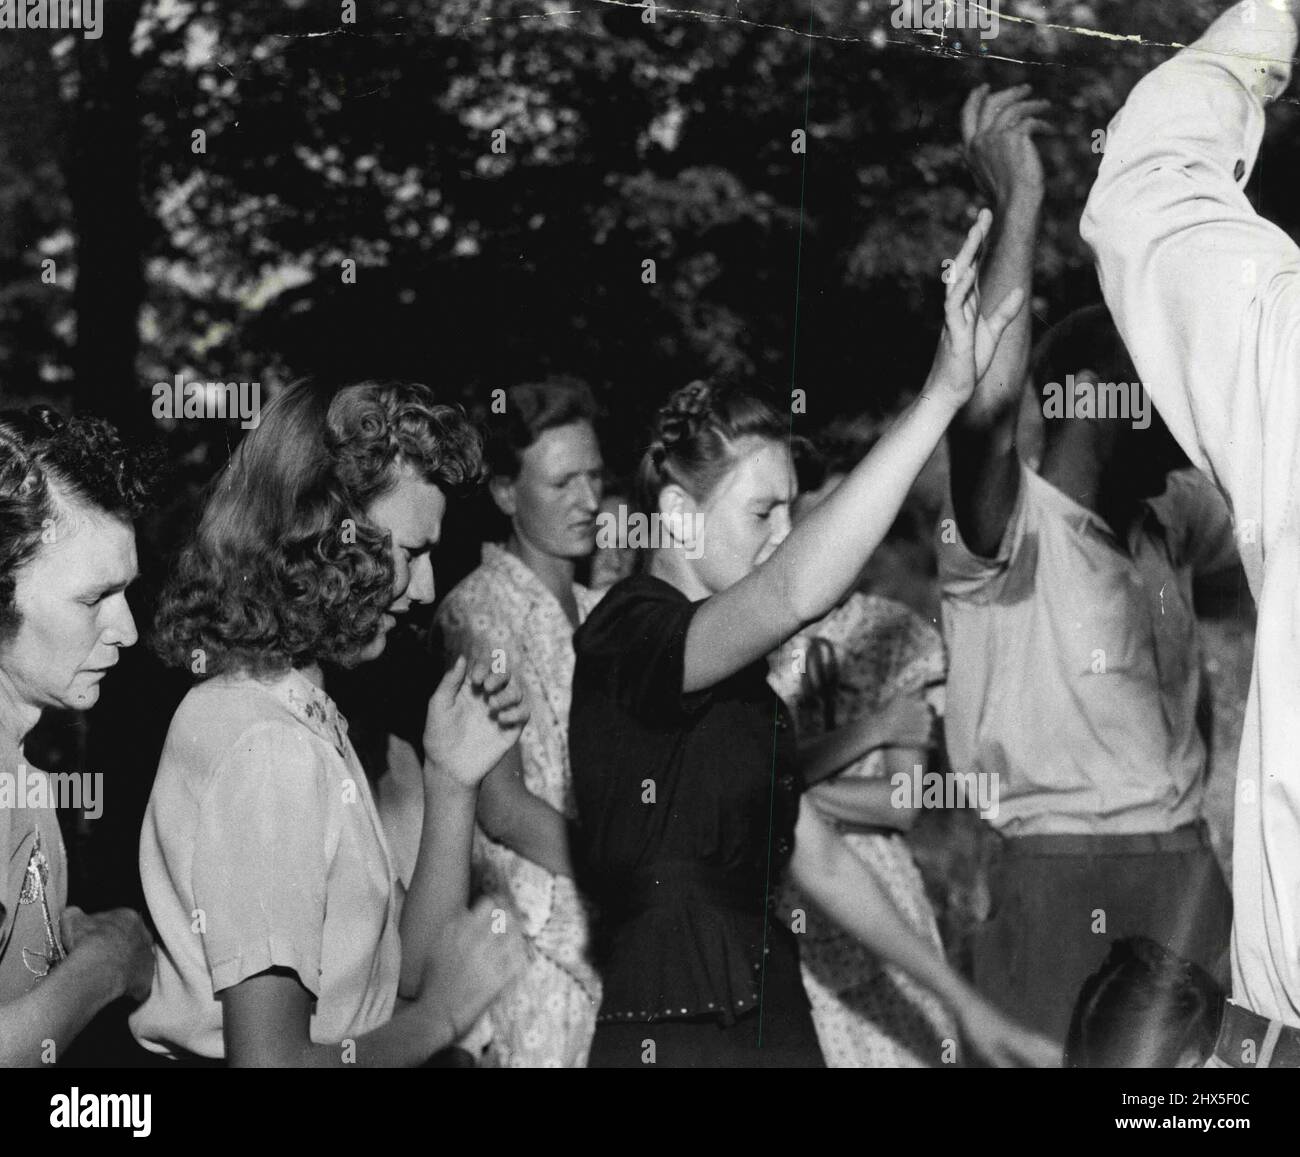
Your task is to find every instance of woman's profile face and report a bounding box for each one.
[691,436,795,595]
[351,467,447,664]
[496,420,604,562]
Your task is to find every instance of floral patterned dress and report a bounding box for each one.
[769,593,959,1067]
[436,544,603,1067]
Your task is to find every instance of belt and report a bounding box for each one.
[599,861,768,921]
[1212,1000,1300,1068]
[998,821,1211,858]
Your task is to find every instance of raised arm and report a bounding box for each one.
[947,85,1049,557]
[1081,0,1300,524]
[682,212,1024,692]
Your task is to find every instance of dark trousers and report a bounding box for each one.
[972,822,1232,1046]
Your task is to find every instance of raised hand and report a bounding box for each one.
[961,83,1051,206]
[927,209,1025,410]
[60,906,155,1004]
[422,653,530,789]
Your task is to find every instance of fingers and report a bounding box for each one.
[433,654,468,705]
[978,83,1031,126]
[950,208,991,285]
[59,906,88,949]
[960,83,989,144]
[991,97,1050,132]
[977,83,1029,125]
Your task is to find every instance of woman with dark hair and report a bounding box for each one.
[570,213,1059,1067]
[131,381,528,1066]
[0,407,157,1065]
[1066,937,1224,1067]
[383,376,606,1066]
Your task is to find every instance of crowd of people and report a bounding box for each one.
[2,0,1299,1068]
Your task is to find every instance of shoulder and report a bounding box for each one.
[576,574,686,639]
[164,678,334,788]
[437,562,502,619]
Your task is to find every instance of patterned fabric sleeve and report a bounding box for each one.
[436,578,513,669]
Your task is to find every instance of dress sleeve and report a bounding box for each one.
[437,582,514,667]
[573,578,708,721]
[1081,0,1300,558]
[192,721,333,999]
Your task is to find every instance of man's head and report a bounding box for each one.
[1033,303,1188,499]
[0,408,155,714]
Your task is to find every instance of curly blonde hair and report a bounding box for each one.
[153,381,484,677]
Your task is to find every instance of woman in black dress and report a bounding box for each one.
[570,212,1060,1067]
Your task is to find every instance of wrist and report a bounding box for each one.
[66,941,128,1006]
[997,188,1044,227]
[917,378,968,420]
[421,758,477,795]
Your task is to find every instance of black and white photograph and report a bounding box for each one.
[0,0,1292,1137]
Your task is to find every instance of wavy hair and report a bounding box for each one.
[0,407,160,643]
[153,381,484,677]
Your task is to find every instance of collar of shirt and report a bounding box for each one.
[254,667,351,757]
[1037,473,1170,561]
[480,541,592,619]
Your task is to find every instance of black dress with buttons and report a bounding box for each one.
[570,573,825,1067]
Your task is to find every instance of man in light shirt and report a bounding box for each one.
[1082,0,1300,1067]
[940,85,1239,1047]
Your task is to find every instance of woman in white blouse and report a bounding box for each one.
[132,381,528,1066]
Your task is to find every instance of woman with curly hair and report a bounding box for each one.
[131,381,529,1066]
[570,214,1059,1067]
[0,407,157,1065]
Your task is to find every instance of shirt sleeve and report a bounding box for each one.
[1081,0,1300,556]
[938,461,1032,606]
[1161,468,1242,576]
[192,721,333,999]
[573,579,708,721]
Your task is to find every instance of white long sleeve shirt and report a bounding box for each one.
[1082,0,1300,1027]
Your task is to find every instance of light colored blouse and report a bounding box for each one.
[131,668,401,1060]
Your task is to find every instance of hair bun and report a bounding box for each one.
[655,380,715,454]
[29,405,66,436]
